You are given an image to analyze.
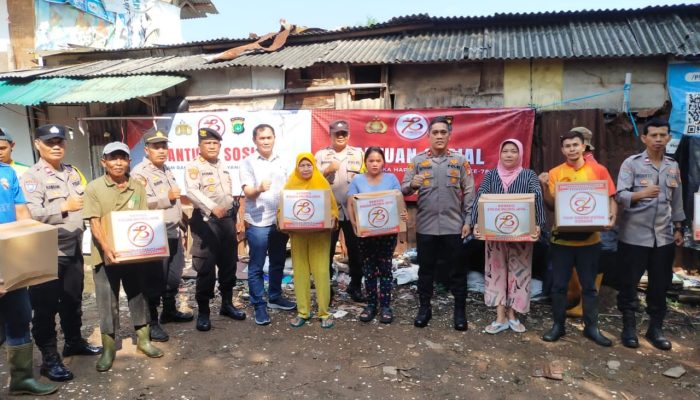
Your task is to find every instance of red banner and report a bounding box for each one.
[311,108,535,194]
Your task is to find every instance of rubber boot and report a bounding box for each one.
[414,298,432,328]
[582,295,612,347]
[542,294,567,342]
[148,303,169,342]
[621,311,639,348]
[136,326,164,358]
[645,318,672,350]
[196,300,211,332]
[38,345,73,382]
[7,343,58,396]
[453,298,467,331]
[219,291,246,320]
[567,273,602,318]
[96,333,116,372]
[160,296,193,323]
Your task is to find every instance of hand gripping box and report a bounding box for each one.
[477,193,537,242]
[555,180,610,232]
[279,190,333,231]
[103,210,169,264]
[351,190,407,238]
[0,219,58,292]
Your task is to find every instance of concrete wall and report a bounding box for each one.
[0,0,10,71]
[184,67,285,111]
[504,60,564,108]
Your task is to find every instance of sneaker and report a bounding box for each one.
[254,307,271,325]
[268,297,296,311]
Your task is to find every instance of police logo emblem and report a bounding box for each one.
[23,179,37,193]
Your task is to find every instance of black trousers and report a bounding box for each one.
[329,219,362,286]
[617,241,675,320]
[29,253,85,349]
[416,234,466,301]
[550,243,601,299]
[190,212,237,303]
[143,237,185,307]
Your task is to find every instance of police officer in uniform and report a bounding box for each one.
[314,120,366,302]
[615,118,684,350]
[132,130,193,342]
[185,128,245,331]
[401,116,475,331]
[20,124,101,382]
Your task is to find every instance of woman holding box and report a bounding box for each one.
[282,153,338,329]
[347,147,408,324]
[471,139,545,334]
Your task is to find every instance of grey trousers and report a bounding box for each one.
[93,263,149,335]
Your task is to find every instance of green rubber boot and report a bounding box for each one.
[96,334,116,372]
[7,342,58,396]
[136,326,164,358]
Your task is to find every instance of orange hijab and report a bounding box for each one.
[284,152,339,219]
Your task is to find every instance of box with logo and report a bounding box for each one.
[555,180,610,232]
[351,190,407,238]
[102,210,169,264]
[278,190,333,231]
[0,219,58,292]
[476,193,537,242]
[694,193,700,241]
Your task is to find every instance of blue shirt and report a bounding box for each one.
[348,173,401,196]
[0,163,25,223]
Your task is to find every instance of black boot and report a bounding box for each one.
[63,338,102,357]
[645,318,672,350]
[148,304,169,342]
[220,292,246,320]
[414,298,432,328]
[160,296,193,323]
[196,301,211,332]
[453,298,467,331]
[582,296,612,347]
[347,282,367,303]
[621,312,639,348]
[542,294,567,342]
[39,347,73,382]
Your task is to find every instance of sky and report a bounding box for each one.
[181,0,690,42]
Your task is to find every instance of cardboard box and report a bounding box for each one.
[694,193,700,241]
[351,190,407,237]
[279,190,333,231]
[555,180,610,232]
[477,193,537,242]
[0,219,58,292]
[103,210,169,264]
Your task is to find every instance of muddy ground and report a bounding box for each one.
[0,268,698,400]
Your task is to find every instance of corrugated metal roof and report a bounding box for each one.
[0,75,186,105]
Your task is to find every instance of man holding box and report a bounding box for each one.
[315,120,366,303]
[539,129,617,347]
[84,142,163,372]
[0,162,58,396]
[20,124,101,382]
[615,118,684,350]
[132,129,193,342]
[401,116,475,331]
[185,128,245,332]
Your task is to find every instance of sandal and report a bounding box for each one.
[321,317,334,329]
[508,319,527,333]
[290,316,308,328]
[485,320,509,334]
[379,306,394,324]
[358,305,377,322]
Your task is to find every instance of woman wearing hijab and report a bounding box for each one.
[282,153,338,329]
[471,139,545,334]
[347,147,408,324]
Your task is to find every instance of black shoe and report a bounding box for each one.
[220,303,246,320]
[621,313,639,348]
[160,309,194,323]
[645,326,672,350]
[347,285,367,303]
[542,323,566,342]
[40,354,74,382]
[453,300,467,331]
[62,339,102,357]
[196,314,211,332]
[414,304,432,328]
[583,326,613,347]
[149,322,170,342]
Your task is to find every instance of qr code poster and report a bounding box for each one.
[669,64,700,153]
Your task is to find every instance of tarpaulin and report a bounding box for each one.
[311,108,535,193]
[668,62,700,154]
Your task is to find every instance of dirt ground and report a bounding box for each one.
[0,269,698,400]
